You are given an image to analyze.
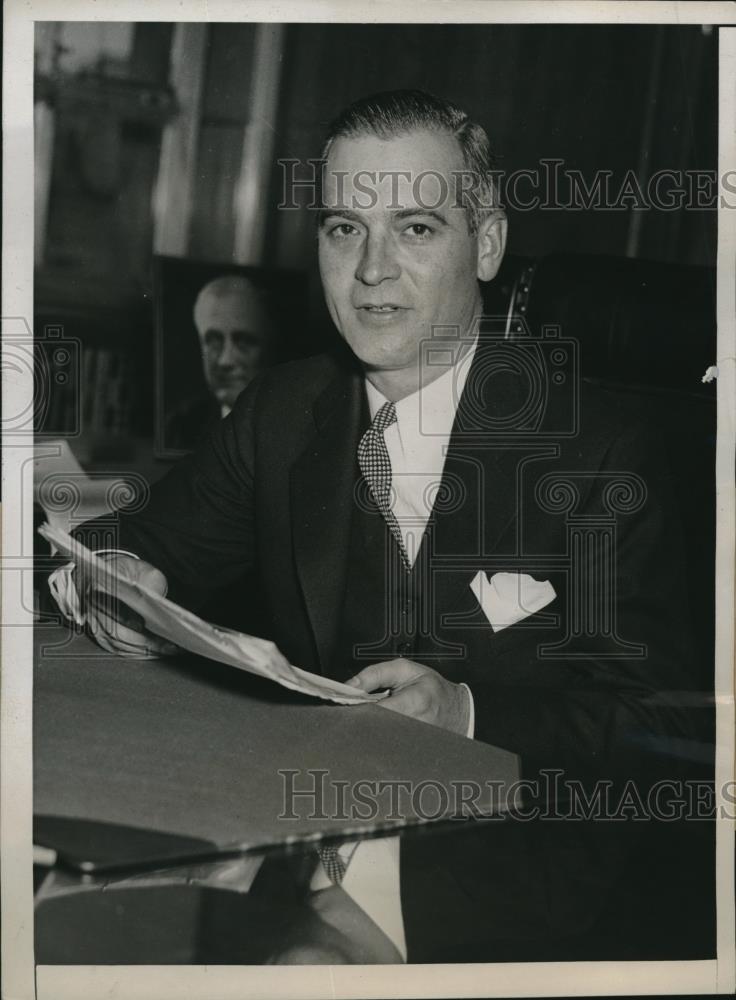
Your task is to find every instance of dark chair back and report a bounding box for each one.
[484,252,717,692]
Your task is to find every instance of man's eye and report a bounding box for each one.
[203,330,224,352]
[232,332,262,352]
[405,223,433,239]
[328,223,359,238]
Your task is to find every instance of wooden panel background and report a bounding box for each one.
[189,23,258,262]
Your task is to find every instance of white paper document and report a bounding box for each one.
[38,522,384,706]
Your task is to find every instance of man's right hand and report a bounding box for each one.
[73,554,177,659]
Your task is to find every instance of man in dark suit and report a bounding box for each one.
[58,90,701,962]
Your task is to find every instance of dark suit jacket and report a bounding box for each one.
[93,335,705,959]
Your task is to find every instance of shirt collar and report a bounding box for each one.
[364,334,478,440]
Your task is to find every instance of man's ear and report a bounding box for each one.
[476,211,507,282]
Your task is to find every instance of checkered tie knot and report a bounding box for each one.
[317,844,347,885]
[358,402,409,568]
[358,401,396,509]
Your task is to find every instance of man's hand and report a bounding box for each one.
[75,554,176,659]
[346,658,470,736]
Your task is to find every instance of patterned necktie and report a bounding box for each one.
[358,401,410,570]
[317,843,347,885]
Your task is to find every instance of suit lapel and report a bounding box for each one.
[290,367,365,673]
[420,335,531,627]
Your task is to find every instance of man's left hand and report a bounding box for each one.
[346,658,470,736]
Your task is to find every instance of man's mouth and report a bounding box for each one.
[356,304,407,315]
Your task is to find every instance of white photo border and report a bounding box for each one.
[3,3,735,998]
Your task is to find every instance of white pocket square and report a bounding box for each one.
[470,571,556,633]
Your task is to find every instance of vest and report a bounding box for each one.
[329,479,423,682]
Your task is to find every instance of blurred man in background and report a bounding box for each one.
[166,274,275,449]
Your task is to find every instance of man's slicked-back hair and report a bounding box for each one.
[321,89,499,233]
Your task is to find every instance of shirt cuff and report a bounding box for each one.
[47,562,83,624]
[460,682,475,739]
[47,548,141,625]
[95,549,140,561]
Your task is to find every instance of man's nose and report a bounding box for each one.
[218,334,238,367]
[355,232,400,285]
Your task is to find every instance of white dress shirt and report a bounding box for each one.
[365,338,475,567]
